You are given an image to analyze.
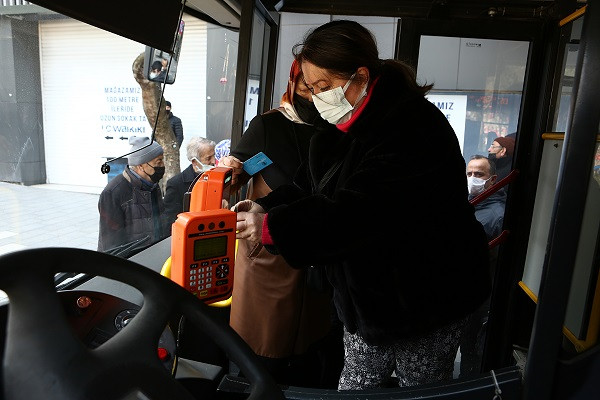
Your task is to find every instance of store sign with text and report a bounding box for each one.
[100,86,148,142]
[244,79,260,131]
[426,94,468,152]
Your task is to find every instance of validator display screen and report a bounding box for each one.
[193,236,227,261]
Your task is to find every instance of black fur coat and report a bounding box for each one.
[256,64,490,345]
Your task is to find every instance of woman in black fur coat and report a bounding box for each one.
[231,20,491,390]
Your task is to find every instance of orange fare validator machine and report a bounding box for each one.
[170,167,236,304]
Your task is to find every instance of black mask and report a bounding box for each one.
[293,94,320,124]
[146,163,165,183]
[488,152,497,160]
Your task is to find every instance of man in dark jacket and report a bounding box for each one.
[461,155,506,377]
[466,155,506,240]
[487,135,515,182]
[165,101,184,147]
[97,136,170,255]
[163,136,215,223]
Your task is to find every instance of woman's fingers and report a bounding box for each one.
[236,211,265,242]
[232,199,254,212]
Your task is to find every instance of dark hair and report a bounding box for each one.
[151,60,163,70]
[470,154,496,176]
[293,20,432,96]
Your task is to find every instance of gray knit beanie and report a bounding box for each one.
[127,136,163,166]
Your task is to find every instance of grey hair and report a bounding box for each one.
[469,154,497,176]
[186,137,216,161]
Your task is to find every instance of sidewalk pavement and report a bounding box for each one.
[0,182,101,256]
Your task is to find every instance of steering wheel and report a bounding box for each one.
[0,248,285,400]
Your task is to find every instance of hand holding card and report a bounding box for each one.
[243,152,273,176]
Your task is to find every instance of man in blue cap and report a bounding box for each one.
[97,136,170,254]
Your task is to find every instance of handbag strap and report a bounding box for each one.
[316,136,356,194]
[316,158,344,194]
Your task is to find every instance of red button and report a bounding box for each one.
[157,347,170,362]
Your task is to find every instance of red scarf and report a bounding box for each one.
[336,77,379,133]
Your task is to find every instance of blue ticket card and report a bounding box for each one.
[243,152,273,176]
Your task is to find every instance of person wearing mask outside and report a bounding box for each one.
[163,136,215,224]
[98,136,169,254]
[165,101,184,147]
[466,155,505,240]
[461,154,506,378]
[487,135,515,182]
[149,60,167,82]
[230,20,490,390]
[220,60,340,388]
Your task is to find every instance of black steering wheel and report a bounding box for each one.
[0,247,285,400]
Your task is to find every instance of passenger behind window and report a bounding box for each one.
[163,137,216,224]
[231,20,491,391]
[466,155,505,240]
[461,154,506,378]
[97,136,170,255]
[220,60,343,388]
[488,135,515,182]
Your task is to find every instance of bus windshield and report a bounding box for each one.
[0,5,239,267]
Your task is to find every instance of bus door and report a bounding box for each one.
[396,15,549,373]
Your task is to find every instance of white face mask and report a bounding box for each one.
[311,72,367,125]
[467,176,491,196]
[149,72,158,79]
[192,157,214,174]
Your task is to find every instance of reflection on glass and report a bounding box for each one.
[553,43,578,132]
[145,20,185,84]
[417,36,528,162]
[552,17,583,132]
[242,10,268,132]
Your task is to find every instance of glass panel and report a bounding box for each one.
[243,10,268,132]
[417,34,530,378]
[0,5,239,261]
[552,17,583,132]
[418,36,528,163]
[274,13,398,109]
[207,23,239,144]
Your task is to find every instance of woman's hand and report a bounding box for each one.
[219,156,244,187]
[232,199,265,214]
[232,200,266,243]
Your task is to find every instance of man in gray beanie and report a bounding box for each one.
[97,136,170,255]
